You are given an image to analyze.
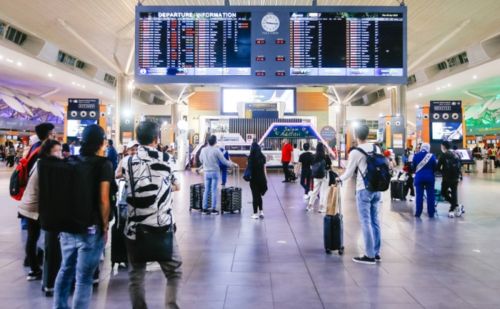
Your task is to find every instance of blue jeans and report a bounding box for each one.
[203,171,219,210]
[355,189,382,258]
[220,168,228,186]
[53,229,105,309]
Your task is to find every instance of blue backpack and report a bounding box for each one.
[355,145,391,192]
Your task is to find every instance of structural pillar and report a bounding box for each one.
[171,102,188,171]
[115,74,133,146]
[397,84,407,130]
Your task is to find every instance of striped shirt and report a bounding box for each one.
[123,145,174,240]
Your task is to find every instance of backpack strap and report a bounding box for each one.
[127,156,135,200]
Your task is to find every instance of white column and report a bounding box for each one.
[115,74,133,146]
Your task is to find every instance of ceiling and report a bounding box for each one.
[0,0,500,104]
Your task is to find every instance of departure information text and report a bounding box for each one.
[289,12,403,77]
[138,12,251,76]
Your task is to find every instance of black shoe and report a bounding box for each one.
[352,256,376,265]
[42,287,54,297]
[375,255,381,262]
[282,180,289,183]
[211,209,219,215]
[203,209,211,215]
[26,270,42,281]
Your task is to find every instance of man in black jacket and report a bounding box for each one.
[437,141,464,218]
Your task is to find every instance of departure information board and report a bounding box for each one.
[135,6,407,85]
[290,12,403,77]
[138,12,251,76]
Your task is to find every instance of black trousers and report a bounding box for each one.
[43,231,61,289]
[250,182,263,214]
[25,217,41,272]
[441,180,459,211]
[300,170,312,194]
[282,161,291,181]
[404,174,415,197]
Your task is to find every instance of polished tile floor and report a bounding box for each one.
[1,165,500,308]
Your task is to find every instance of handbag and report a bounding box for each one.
[125,156,174,263]
[243,166,252,182]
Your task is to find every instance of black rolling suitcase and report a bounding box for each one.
[221,187,242,214]
[42,231,61,296]
[190,183,212,211]
[324,185,344,255]
[390,179,405,200]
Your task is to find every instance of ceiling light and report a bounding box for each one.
[379,113,383,117]
[447,83,451,87]
[99,91,103,95]
[437,87,441,90]
[0,55,3,60]
[6,58,14,63]
[48,73,53,77]
[71,81,76,85]
[16,61,22,66]
[415,105,420,109]
[418,93,423,97]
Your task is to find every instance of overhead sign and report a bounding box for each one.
[135,5,407,85]
[67,98,100,120]
[266,124,318,139]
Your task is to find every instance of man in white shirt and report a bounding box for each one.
[338,124,382,265]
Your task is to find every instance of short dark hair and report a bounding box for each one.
[293,143,297,148]
[354,124,369,141]
[35,122,55,140]
[108,139,113,146]
[303,143,310,151]
[136,121,159,145]
[441,141,451,150]
[62,143,70,153]
[80,125,105,156]
[39,139,61,159]
[208,135,217,146]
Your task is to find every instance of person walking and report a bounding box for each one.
[437,141,464,218]
[338,124,389,265]
[199,135,237,215]
[6,141,16,167]
[412,143,437,218]
[219,146,230,188]
[306,142,332,213]
[281,139,293,182]
[123,121,183,309]
[247,142,268,219]
[299,143,314,199]
[52,125,112,309]
[106,139,118,171]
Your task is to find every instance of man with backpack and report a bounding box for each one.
[38,125,113,309]
[437,141,464,218]
[123,121,183,309]
[338,124,391,265]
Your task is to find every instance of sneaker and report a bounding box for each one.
[259,211,264,218]
[303,194,309,200]
[26,270,42,281]
[455,207,463,217]
[375,255,381,262]
[203,209,211,215]
[306,206,313,212]
[409,197,415,202]
[352,256,376,265]
[251,214,259,219]
[282,180,289,183]
[448,211,455,218]
[460,204,465,214]
[42,287,54,297]
[211,209,219,215]
[318,208,326,213]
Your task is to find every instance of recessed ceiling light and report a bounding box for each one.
[48,73,53,77]
[16,61,22,66]
[0,55,3,60]
[71,81,76,85]
[6,58,14,63]
[415,105,420,108]
[418,93,423,97]
[437,87,441,90]
[473,75,478,79]
[447,83,451,87]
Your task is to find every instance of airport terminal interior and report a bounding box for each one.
[1,0,500,308]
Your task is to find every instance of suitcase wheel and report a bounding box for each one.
[338,247,344,255]
[325,249,332,254]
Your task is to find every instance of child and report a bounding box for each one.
[401,163,415,201]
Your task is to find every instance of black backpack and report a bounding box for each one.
[443,153,461,180]
[354,145,391,192]
[311,159,326,179]
[38,156,106,233]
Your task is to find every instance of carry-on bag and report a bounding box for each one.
[324,185,344,255]
[390,179,406,200]
[189,183,204,211]
[221,166,242,214]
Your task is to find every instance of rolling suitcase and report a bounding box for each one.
[221,167,242,214]
[324,185,344,255]
[190,183,211,211]
[42,231,61,296]
[390,179,406,200]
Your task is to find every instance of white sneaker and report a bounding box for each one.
[455,207,463,217]
[259,211,264,218]
[303,194,309,200]
[409,197,414,202]
[306,206,313,212]
[448,211,455,218]
[251,214,259,219]
[318,208,326,213]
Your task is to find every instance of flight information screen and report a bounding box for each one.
[289,12,403,77]
[137,12,251,76]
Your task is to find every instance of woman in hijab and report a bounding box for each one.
[247,142,267,219]
[411,143,437,218]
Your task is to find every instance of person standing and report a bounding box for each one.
[247,142,268,219]
[281,139,293,182]
[338,124,386,265]
[219,146,230,188]
[412,143,437,218]
[299,143,314,199]
[437,141,463,218]
[306,143,331,213]
[52,125,112,309]
[292,143,301,176]
[199,135,237,215]
[106,139,118,171]
[123,121,183,309]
